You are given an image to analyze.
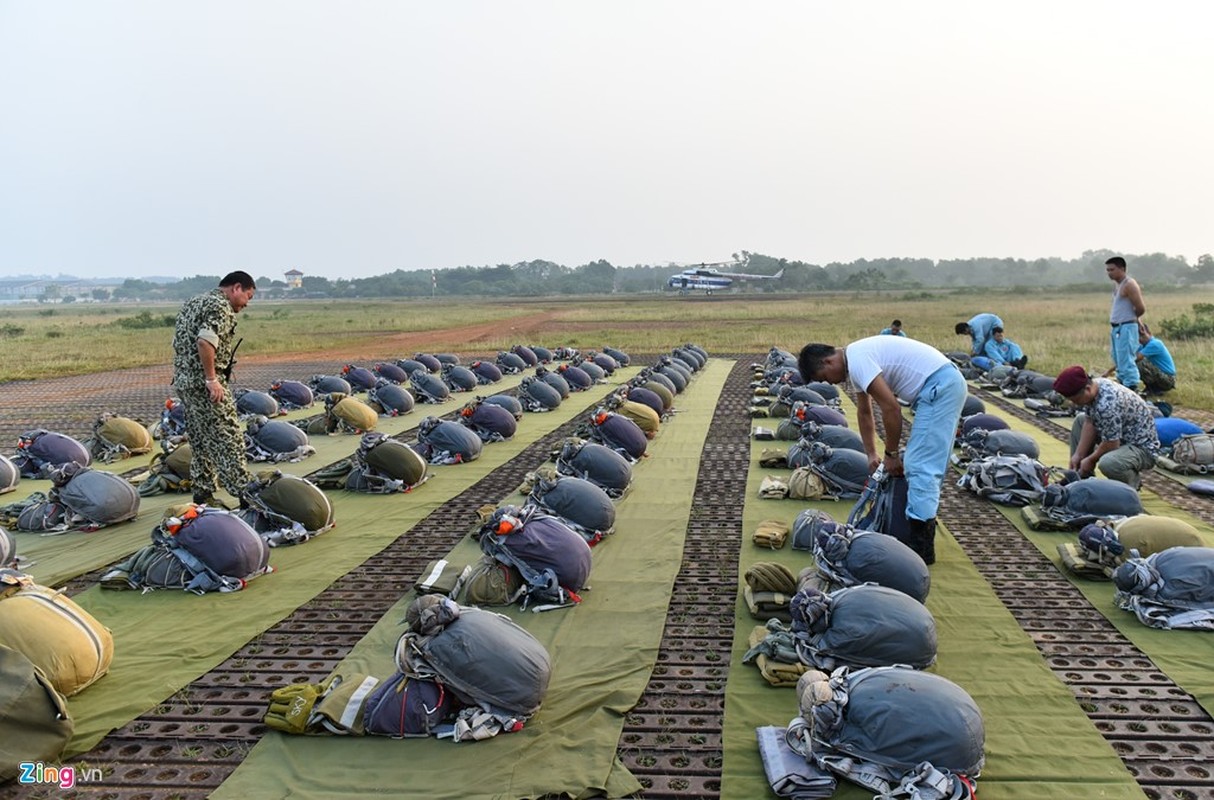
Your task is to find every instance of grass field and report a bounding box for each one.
[4,285,1213,409]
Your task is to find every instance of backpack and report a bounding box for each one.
[1038,478,1144,528]
[787,666,984,800]
[1113,547,1214,630]
[458,400,518,443]
[0,569,114,696]
[482,394,523,420]
[0,455,20,496]
[809,524,930,602]
[83,413,153,462]
[1157,433,1214,475]
[846,466,913,547]
[805,442,869,499]
[238,470,335,546]
[535,368,571,399]
[1060,517,1203,579]
[151,397,188,443]
[417,417,483,465]
[269,379,314,410]
[137,443,194,497]
[518,376,562,412]
[362,671,455,738]
[409,371,451,404]
[475,506,592,609]
[527,475,616,545]
[789,585,937,670]
[558,363,594,391]
[234,389,280,419]
[586,410,647,461]
[0,645,73,782]
[623,386,664,418]
[603,346,631,367]
[5,463,139,533]
[395,597,551,738]
[511,345,538,367]
[101,505,271,593]
[245,416,315,463]
[367,379,415,417]
[413,353,442,373]
[591,352,619,375]
[957,454,1049,507]
[555,439,633,498]
[13,429,91,479]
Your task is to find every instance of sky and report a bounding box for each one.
[2,1,1212,281]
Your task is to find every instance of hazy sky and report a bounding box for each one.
[2,2,1211,280]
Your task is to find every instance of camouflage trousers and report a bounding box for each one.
[1138,359,1175,394]
[176,382,252,498]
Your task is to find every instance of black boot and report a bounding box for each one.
[192,490,214,506]
[906,517,937,565]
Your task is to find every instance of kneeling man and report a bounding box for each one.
[1054,366,1160,489]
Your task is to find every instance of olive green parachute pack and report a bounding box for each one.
[136,443,194,497]
[299,392,379,435]
[311,432,429,493]
[1058,516,1204,579]
[81,412,153,463]
[0,644,74,783]
[238,470,335,546]
[0,568,114,697]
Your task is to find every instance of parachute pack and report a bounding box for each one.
[518,376,562,412]
[458,399,517,443]
[800,442,868,499]
[1155,433,1214,474]
[1113,546,1214,629]
[808,521,930,602]
[410,371,451,404]
[150,398,187,444]
[469,505,592,610]
[417,417,483,465]
[269,379,314,410]
[957,428,1040,462]
[13,429,91,479]
[846,466,913,549]
[0,645,74,783]
[0,569,114,696]
[0,454,20,496]
[137,443,194,497]
[1058,516,1203,579]
[312,432,429,494]
[2,462,139,534]
[957,454,1050,507]
[245,415,316,463]
[101,505,271,594]
[583,409,647,461]
[527,474,616,545]
[780,666,983,800]
[237,470,335,546]
[234,389,280,419]
[310,392,379,435]
[81,413,153,463]
[442,364,479,393]
[367,378,415,417]
[1023,478,1144,530]
[554,438,633,499]
[787,584,937,670]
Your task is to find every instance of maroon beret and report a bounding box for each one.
[1053,366,1089,397]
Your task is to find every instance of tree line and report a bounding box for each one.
[99,249,1213,301]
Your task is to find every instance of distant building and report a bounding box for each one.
[285,269,304,289]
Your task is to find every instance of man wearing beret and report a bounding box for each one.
[1054,365,1160,488]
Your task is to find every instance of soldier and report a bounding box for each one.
[172,271,257,506]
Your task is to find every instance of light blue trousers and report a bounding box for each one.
[906,364,968,521]
[1110,322,1140,389]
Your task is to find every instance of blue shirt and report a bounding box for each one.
[1138,337,1175,376]
[983,337,1023,366]
[879,328,907,337]
[966,313,1003,355]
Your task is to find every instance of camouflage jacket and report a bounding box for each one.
[173,288,238,387]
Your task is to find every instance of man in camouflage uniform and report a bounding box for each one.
[1054,365,1160,489]
[172,271,257,505]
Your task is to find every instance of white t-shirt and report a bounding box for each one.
[845,336,951,403]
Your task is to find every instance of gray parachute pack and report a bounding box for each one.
[796,422,864,453]
[806,519,930,602]
[269,379,314,410]
[458,399,517,443]
[800,441,869,499]
[788,585,937,670]
[518,376,563,412]
[782,665,983,799]
[442,364,479,393]
[0,455,20,496]
[496,351,527,374]
[410,370,451,404]
[309,374,353,396]
[367,378,415,417]
[527,474,616,545]
[3,462,139,534]
[101,505,271,593]
[245,415,315,463]
[395,595,551,740]
[416,417,483,465]
[234,389,280,419]
[1037,478,1144,528]
[1113,546,1214,629]
[535,366,570,399]
[958,428,1040,462]
[554,438,633,499]
[469,360,503,385]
